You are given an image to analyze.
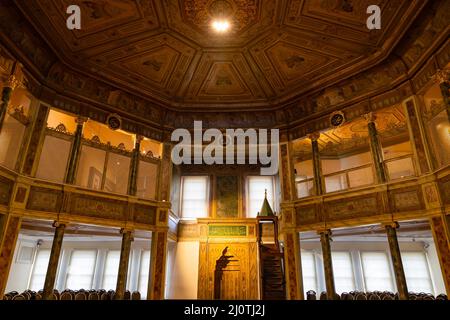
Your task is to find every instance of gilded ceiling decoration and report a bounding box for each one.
[13,0,424,110]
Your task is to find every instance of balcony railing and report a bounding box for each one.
[295,154,418,199]
[384,154,416,181]
[296,178,314,198]
[324,163,375,193]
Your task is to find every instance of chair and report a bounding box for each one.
[355,293,367,300]
[88,292,100,300]
[100,292,110,300]
[319,292,327,300]
[436,294,448,300]
[368,293,380,300]
[343,293,354,300]
[12,294,27,300]
[131,291,141,300]
[60,292,73,300]
[306,290,316,300]
[124,290,131,300]
[75,292,87,300]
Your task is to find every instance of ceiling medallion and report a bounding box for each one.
[183,0,259,34]
[330,111,346,128]
[106,113,122,130]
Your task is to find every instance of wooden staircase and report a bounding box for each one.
[260,243,286,300]
[257,216,286,300]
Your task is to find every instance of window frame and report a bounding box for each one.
[179,175,210,220]
[246,175,276,218]
[64,249,98,290]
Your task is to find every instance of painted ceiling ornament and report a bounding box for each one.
[55,123,67,133]
[183,0,259,34]
[106,113,122,130]
[329,111,345,127]
[433,68,450,84]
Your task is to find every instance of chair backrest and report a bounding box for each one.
[124,290,131,300]
[12,294,27,300]
[356,293,367,300]
[369,293,380,300]
[101,292,110,300]
[60,292,73,300]
[319,292,327,300]
[22,291,32,300]
[306,290,316,300]
[75,292,87,300]
[88,292,100,300]
[436,294,448,300]
[131,291,141,300]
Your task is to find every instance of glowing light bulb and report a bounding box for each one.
[212,20,230,33]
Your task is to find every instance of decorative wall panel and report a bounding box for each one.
[68,194,127,221]
[26,187,63,212]
[295,205,317,225]
[324,194,380,221]
[215,176,239,218]
[0,176,13,206]
[133,204,157,225]
[389,187,424,212]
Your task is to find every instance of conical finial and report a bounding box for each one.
[258,189,274,217]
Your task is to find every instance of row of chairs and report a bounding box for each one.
[306,290,448,300]
[3,289,142,300]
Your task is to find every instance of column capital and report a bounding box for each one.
[317,228,332,236]
[433,68,450,84]
[52,221,67,228]
[75,116,88,125]
[4,75,20,89]
[135,134,144,144]
[363,112,377,124]
[307,132,320,142]
[382,221,399,229]
[120,228,134,239]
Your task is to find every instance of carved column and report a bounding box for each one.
[21,104,49,176]
[158,143,173,202]
[279,137,296,201]
[115,229,133,300]
[147,231,168,300]
[127,135,143,196]
[318,229,336,300]
[0,63,21,133]
[364,113,387,183]
[430,216,450,294]
[384,222,409,300]
[65,117,87,184]
[42,222,66,300]
[403,98,433,174]
[0,215,21,299]
[434,68,450,122]
[308,132,323,195]
[282,231,303,300]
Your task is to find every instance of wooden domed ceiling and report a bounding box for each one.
[15,0,424,111]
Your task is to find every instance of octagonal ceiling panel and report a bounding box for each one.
[184,52,267,103]
[165,0,278,47]
[285,0,409,46]
[92,34,196,99]
[249,31,353,95]
[266,42,334,83]
[24,0,159,52]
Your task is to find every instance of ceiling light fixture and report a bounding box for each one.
[212,19,230,33]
